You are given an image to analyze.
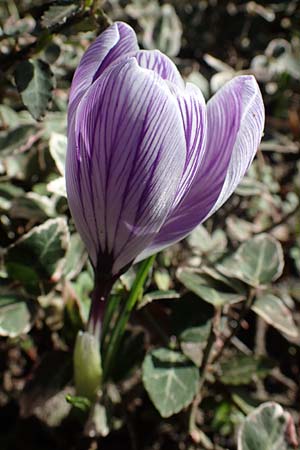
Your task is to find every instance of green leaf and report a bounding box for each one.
[0,105,20,128]
[0,182,24,211]
[231,389,260,415]
[49,132,67,175]
[186,71,210,99]
[0,294,35,337]
[211,401,237,436]
[238,402,298,450]
[201,266,247,294]
[5,218,69,291]
[235,176,267,196]
[10,192,55,221]
[42,112,67,137]
[154,268,171,290]
[63,233,87,280]
[14,59,55,120]
[138,289,180,309]
[220,355,274,385]
[252,294,298,338]
[226,216,254,242]
[47,176,67,197]
[71,271,93,323]
[142,348,199,418]
[41,4,80,28]
[155,4,182,56]
[177,268,244,307]
[187,225,227,262]
[0,125,36,156]
[217,234,284,287]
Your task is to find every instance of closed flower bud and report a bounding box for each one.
[66,22,264,329]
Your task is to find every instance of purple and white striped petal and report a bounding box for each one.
[135,51,207,202]
[169,82,207,208]
[68,22,138,123]
[135,50,184,88]
[66,58,186,275]
[139,75,264,259]
[204,75,265,217]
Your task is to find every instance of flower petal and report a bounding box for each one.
[68,22,138,122]
[206,75,264,216]
[66,58,186,275]
[135,50,184,88]
[169,82,207,208]
[139,75,264,259]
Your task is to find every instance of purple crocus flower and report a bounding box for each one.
[66,22,264,330]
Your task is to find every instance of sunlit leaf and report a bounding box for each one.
[63,233,87,280]
[217,234,284,287]
[238,402,298,450]
[187,225,227,262]
[49,132,67,175]
[47,176,67,197]
[154,267,171,290]
[252,293,298,338]
[138,289,180,309]
[177,268,244,307]
[0,294,35,337]
[41,3,80,28]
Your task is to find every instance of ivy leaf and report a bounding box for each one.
[217,234,284,287]
[177,268,244,307]
[49,132,67,175]
[0,294,35,337]
[220,355,274,385]
[138,290,180,309]
[63,233,87,280]
[252,293,298,338]
[238,402,298,450]
[14,59,55,120]
[47,177,67,197]
[0,125,36,157]
[5,218,69,292]
[187,225,227,261]
[142,348,199,418]
[41,4,80,28]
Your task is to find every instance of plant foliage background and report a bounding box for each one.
[0,0,300,449]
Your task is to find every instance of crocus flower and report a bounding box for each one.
[66,22,264,328]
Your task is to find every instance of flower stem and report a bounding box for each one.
[88,277,114,340]
[102,255,155,381]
